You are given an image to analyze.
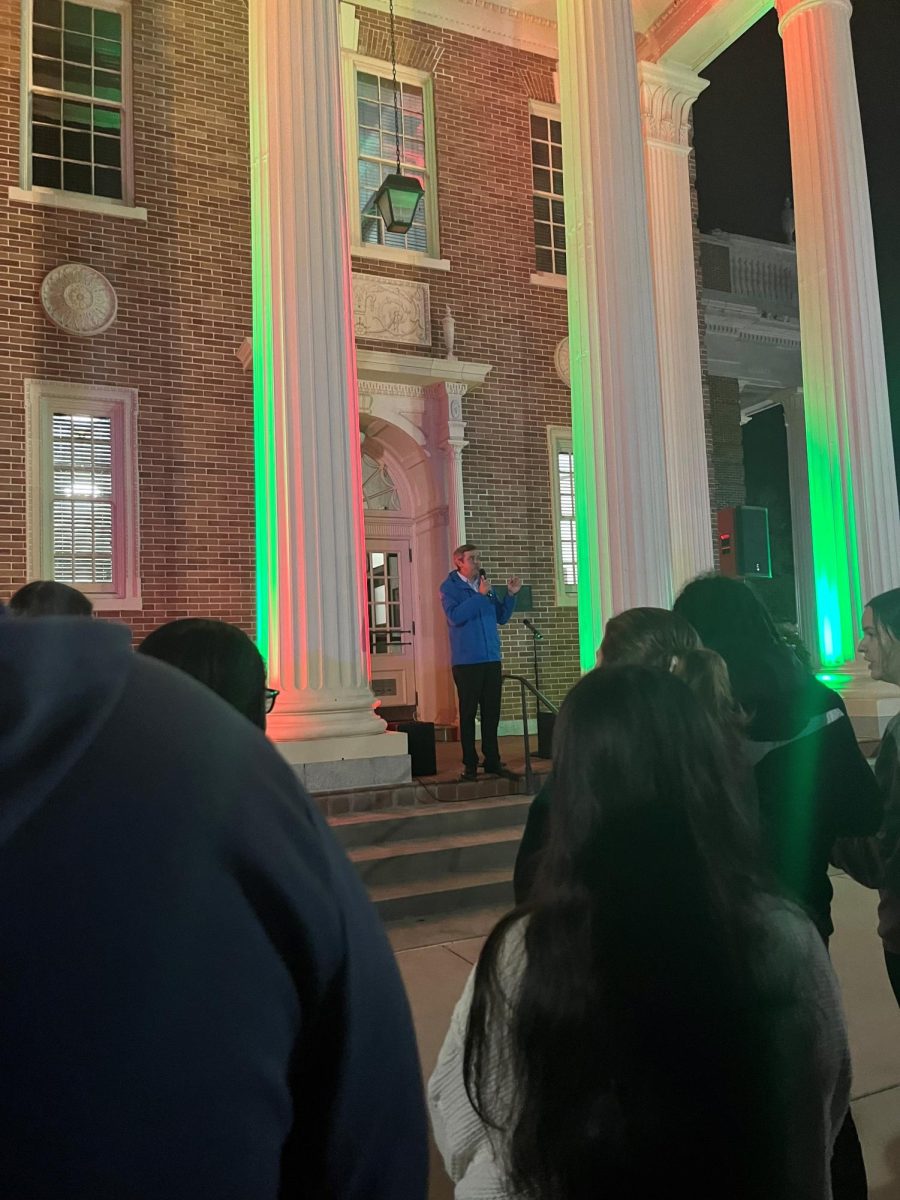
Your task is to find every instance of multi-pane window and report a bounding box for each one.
[26,381,141,609]
[366,550,404,655]
[549,427,577,604]
[530,106,566,277]
[356,69,430,253]
[28,0,129,201]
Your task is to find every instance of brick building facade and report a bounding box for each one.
[1,0,742,732]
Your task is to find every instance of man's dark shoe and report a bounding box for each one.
[484,764,520,782]
[459,769,478,782]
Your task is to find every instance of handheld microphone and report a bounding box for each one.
[523,618,543,640]
[479,568,486,578]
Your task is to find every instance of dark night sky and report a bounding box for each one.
[692,0,900,444]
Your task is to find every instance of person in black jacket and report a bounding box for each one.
[673,575,882,941]
[674,573,882,1200]
[0,615,427,1199]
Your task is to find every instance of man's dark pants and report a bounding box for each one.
[452,661,502,773]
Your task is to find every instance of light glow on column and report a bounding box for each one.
[248,16,277,668]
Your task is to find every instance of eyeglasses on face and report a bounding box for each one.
[264,687,280,714]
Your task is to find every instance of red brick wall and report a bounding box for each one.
[354,10,581,713]
[0,0,254,640]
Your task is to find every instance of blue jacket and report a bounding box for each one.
[440,570,517,665]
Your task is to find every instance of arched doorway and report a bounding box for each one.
[360,413,456,728]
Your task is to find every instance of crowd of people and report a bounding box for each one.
[2,571,900,1197]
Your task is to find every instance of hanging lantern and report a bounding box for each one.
[373,172,424,234]
[368,0,425,237]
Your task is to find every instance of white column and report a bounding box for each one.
[557,0,673,671]
[780,390,819,664]
[777,0,900,666]
[639,62,714,594]
[443,382,468,550]
[249,0,407,784]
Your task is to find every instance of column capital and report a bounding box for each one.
[638,61,709,151]
[776,0,852,36]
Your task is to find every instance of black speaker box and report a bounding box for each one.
[393,720,437,777]
[718,506,772,579]
[536,710,556,760]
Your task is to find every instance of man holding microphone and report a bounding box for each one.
[440,544,522,782]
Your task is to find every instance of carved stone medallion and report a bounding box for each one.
[40,263,118,337]
[554,336,570,386]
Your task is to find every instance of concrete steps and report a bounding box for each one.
[330,796,529,923]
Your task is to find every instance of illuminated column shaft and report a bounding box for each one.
[249,0,383,741]
[557,0,673,670]
[782,390,819,664]
[777,0,900,663]
[639,63,714,594]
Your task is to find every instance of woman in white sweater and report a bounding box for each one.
[429,665,851,1200]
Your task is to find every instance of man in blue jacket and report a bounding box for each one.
[441,543,522,781]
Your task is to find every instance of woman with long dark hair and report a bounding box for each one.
[513,606,745,902]
[674,574,881,1198]
[673,575,882,942]
[429,667,849,1199]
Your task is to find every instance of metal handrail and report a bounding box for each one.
[501,673,559,793]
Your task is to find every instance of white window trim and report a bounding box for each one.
[548,424,577,607]
[341,50,447,270]
[25,378,142,611]
[15,0,141,218]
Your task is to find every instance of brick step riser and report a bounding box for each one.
[354,836,520,889]
[330,801,532,851]
[374,878,515,924]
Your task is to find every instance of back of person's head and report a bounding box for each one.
[600,607,743,745]
[466,666,776,1198]
[138,618,267,730]
[867,587,900,642]
[674,574,804,721]
[9,580,93,618]
[598,606,699,668]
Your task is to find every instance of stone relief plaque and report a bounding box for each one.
[554,336,570,386]
[352,273,431,347]
[40,263,118,337]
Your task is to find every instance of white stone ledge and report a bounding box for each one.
[351,243,450,272]
[8,187,148,221]
[529,271,568,290]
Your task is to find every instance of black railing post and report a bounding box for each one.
[520,681,535,792]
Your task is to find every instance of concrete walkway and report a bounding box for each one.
[394,877,900,1198]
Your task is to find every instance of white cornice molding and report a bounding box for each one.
[353,0,558,59]
[356,349,492,388]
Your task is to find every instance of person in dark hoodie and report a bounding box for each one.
[674,573,882,1200]
[0,615,427,1199]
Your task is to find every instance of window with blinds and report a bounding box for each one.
[26,380,140,609]
[26,0,131,201]
[548,427,578,605]
[51,411,115,586]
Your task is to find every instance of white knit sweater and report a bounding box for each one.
[428,903,851,1199]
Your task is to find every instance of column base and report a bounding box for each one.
[821,661,900,740]
[275,730,411,793]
